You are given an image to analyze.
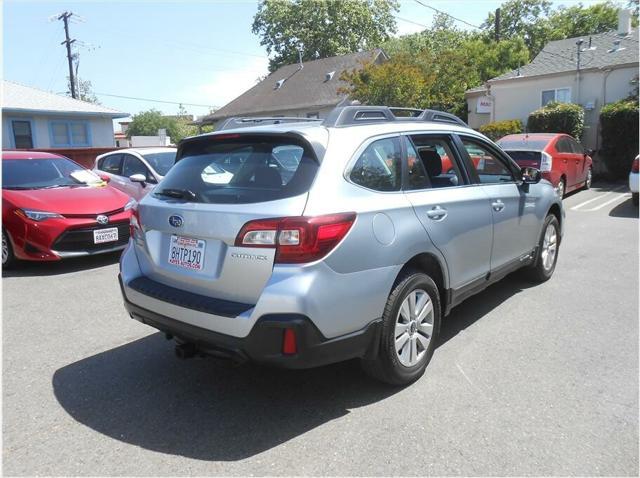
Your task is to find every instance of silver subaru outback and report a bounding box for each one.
[119,106,563,385]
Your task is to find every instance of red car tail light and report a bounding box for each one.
[632,157,639,173]
[235,212,356,264]
[282,328,297,355]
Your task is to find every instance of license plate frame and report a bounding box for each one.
[93,227,119,244]
[168,235,206,271]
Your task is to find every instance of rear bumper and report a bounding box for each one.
[119,274,381,369]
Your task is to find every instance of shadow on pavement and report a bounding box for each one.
[609,198,639,219]
[2,252,120,278]
[52,269,538,461]
[52,334,398,461]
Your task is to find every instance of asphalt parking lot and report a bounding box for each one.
[3,183,638,476]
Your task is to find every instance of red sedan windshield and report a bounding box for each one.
[3,158,102,190]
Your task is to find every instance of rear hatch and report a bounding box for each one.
[503,150,542,169]
[132,133,320,305]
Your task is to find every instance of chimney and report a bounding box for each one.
[618,8,631,36]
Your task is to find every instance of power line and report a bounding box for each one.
[94,91,218,109]
[413,0,482,30]
[394,15,429,29]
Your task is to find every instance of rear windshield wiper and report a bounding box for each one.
[154,188,198,200]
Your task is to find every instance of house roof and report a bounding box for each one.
[2,80,128,118]
[201,49,387,122]
[491,29,639,83]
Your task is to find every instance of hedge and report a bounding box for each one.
[527,102,585,139]
[600,99,639,179]
[478,119,523,141]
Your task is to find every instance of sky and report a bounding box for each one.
[3,0,610,130]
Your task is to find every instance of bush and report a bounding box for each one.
[478,119,523,141]
[600,99,639,179]
[527,102,585,139]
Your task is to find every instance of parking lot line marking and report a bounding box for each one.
[582,193,631,211]
[570,186,626,210]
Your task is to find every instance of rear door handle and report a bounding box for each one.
[492,200,505,212]
[426,206,447,221]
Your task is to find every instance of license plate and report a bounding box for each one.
[93,227,119,244]
[168,235,205,271]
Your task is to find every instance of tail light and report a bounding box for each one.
[129,206,143,243]
[282,328,297,355]
[632,156,639,173]
[540,152,553,172]
[235,212,356,264]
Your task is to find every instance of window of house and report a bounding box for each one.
[541,87,571,106]
[11,120,34,149]
[349,137,402,191]
[49,121,90,147]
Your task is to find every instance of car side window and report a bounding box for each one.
[460,138,515,184]
[556,138,572,153]
[350,137,402,191]
[406,135,463,189]
[99,154,122,175]
[568,138,583,154]
[122,154,151,181]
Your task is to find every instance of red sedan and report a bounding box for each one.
[2,151,135,267]
[497,133,593,197]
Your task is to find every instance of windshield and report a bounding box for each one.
[157,135,318,204]
[497,138,550,151]
[141,151,176,176]
[2,158,103,190]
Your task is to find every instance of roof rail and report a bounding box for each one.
[322,105,467,128]
[217,116,322,131]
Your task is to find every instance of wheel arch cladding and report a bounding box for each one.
[396,253,447,314]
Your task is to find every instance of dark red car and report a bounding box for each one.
[497,133,593,197]
[2,151,134,267]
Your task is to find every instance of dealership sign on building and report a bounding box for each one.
[476,96,493,114]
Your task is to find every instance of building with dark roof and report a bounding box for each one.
[465,9,638,153]
[199,49,388,125]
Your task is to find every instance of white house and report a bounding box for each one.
[2,80,128,149]
[465,10,638,152]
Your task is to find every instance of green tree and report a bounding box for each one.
[127,109,186,144]
[482,0,553,57]
[547,2,621,41]
[252,0,399,71]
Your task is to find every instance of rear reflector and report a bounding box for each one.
[282,328,297,355]
[235,212,356,264]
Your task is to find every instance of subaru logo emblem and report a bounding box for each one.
[169,215,183,228]
[96,215,109,225]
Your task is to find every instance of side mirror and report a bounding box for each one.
[129,173,147,186]
[585,149,595,157]
[521,167,542,184]
[98,173,110,183]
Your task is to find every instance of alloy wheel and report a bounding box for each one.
[395,289,434,367]
[555,180,565,198]
[2,233,8,265]
[541,223,557,271]
[586,168,592,188]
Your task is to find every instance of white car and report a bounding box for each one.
[94,147,177,201]
[630,154,639,206]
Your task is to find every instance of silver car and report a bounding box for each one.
[119,106,564,385]
[95,147,177,201]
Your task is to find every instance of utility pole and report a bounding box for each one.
[58,11,76,99]
[495,8,501,42]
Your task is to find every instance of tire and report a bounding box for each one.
[555,178,566,198]
[633,192,639,206]
[2,229,15,269]
[583,167,592,190]
[362,271,441,385]
[526,215,560,283]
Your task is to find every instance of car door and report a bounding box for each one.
[121,154,156,200]
[568,137,587,184]
[457,134,540,273]
[402,134,493,291]
[554,137,577,187]
[96,153,127,191]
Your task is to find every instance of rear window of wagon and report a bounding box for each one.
[158,134,319,204]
